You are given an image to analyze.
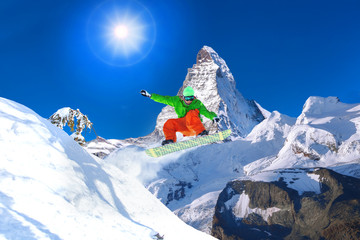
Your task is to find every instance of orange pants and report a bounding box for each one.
[163,109,206,142]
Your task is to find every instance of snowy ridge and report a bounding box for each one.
[237,97,360,229]
[255,101,271,119]
[247,96,360,175]
[85,137,125,158]
[242,169,322,195]
[246,111,295,143]
[0,97,216,240]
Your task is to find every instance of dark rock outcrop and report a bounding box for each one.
[196,48,213,64]
[211,168,360,240]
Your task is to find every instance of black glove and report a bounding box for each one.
[213,116,220,123]
[140,90,151,98]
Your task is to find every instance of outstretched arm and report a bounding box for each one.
[149,93,178,107]
[140,90,178,107]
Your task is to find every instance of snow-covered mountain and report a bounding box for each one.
[0,97,216,240]
[216,97,360,239]
[245,96,360,176]
[212,98,360,238]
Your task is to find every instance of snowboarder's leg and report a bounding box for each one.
[163,110,206,143]
[163,119,178,142]
[185,109,206,136]
[163,118,187,142]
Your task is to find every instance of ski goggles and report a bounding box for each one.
[184,96,195,101]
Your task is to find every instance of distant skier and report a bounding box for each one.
[140,86,220,145]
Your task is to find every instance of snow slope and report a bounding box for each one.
[0,97,216,240]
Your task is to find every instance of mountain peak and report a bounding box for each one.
[196,46,234,83]
[302,96,341,115]
[196,46,214,64]
[297,96,345,125]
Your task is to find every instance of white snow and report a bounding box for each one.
[0,97,216,240]
[174,191,221,233]
[226,192,281,222]
[243,169,322,195]
[246,111,295,143]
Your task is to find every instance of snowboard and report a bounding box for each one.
[145,129,231,158]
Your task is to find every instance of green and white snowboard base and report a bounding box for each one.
[146,129,231,158]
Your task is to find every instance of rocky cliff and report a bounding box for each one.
[212,168,360,240]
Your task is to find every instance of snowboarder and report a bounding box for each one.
[140,86,220,145]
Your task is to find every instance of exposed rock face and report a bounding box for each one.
[197,48,213,64]
[212,168,360,240]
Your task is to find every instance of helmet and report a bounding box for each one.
[183,86,195,97]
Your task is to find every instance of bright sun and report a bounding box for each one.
[114,25,129,39]
[109,19,144,56]
[87,0,156,67]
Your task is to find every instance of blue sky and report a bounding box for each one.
[1,0,360,140]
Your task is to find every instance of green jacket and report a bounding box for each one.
[150,94,217,120]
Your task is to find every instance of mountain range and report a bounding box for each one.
[1,46,359,239]
[88,46,360,239]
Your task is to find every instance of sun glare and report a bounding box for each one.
[108,18,145,56]
[114,25,128,39]
[87,0,156,67]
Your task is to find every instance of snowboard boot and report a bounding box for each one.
[197,130,209,137]
[162,139,174,146]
